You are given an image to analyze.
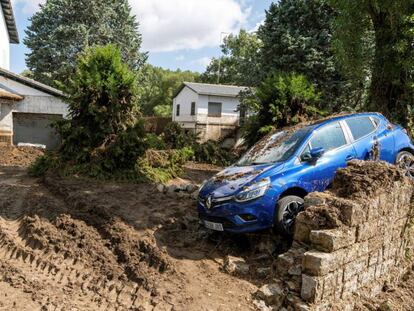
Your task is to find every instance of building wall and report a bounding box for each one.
[0,76,69,147]
[172,86,242,142]
[0,9,10,70]
[172,86,198,127]
[197,94,240,126]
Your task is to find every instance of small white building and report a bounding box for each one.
[172,82,248,142]
[0,0,68,149]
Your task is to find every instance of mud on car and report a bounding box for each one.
[198,113,414,235]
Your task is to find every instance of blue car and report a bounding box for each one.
[198,113,414,235]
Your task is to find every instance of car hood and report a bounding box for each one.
[199,163,284,198]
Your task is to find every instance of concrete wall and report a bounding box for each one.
[0,76,68,148]
[0,8,10,70]
[264,161,414,311]
[13,113,63,149]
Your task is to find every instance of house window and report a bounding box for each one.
[208,102,222,117]
[191,102,196,116]
[176,104,180,116]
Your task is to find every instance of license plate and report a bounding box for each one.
[204,220,224,231]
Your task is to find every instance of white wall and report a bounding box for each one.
[197,94,240,125]
[0,9,10,70]
[172,86,198,125]
[0,76,69,133]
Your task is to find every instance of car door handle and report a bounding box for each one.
[346,155,355,161]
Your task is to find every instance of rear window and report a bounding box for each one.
[346,117,375,140]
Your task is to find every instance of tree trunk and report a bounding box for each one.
[368,8,405,123]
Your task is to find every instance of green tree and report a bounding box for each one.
[241,72,323,146]
[258,0,353,108]
[57,44,145,166]
[138,65,200,117]
[200,30,263,87]
[25,0,146,86]
[332,0,414,127]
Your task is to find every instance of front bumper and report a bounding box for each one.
[197,193,276,233]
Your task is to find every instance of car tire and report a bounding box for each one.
[275,195,304,236]
[396,151,414,179]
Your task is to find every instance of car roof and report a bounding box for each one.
[310,112,383,131]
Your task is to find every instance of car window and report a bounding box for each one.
[310,122,347,152]
[346,117,375,140]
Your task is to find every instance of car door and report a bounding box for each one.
[344,116,394,162]
[299,121,356,192]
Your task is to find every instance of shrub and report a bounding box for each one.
[145,133,167,150]
[193,140,234,166]
[241,72,326,147]
[163,122,198,149]
[136,148,194,183]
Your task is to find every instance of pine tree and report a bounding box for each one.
[258,0,353,109]
[24,0,146,86]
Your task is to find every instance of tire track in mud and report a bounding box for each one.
[0,180,151,310]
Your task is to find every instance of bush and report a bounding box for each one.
[163,122,198,149]
[136,148,194,183]
[145,133,166,150]
[57,44,141,162]
[241,72,326,147]
[193,140,234,166]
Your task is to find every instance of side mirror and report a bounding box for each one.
[310,147,325,159]
[301,147,325,163]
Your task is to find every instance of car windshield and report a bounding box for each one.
[236,126,313,166]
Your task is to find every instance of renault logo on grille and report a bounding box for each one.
[206,196,212,209]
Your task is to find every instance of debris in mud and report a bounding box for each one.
[0,146,44,167]
[223,255,250,275]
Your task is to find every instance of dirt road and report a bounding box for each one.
[0,166,277,311]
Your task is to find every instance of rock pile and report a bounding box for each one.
[156,182,199,200]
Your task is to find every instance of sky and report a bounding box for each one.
[9,0,274,74]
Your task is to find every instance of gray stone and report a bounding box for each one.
[252,299,272,311]
[256,267,272,278]
[185,183,198,193]
[223,256,250,275]
[156,184,165,193]
[256,283,285,309]
[191,190,199,200]
[167,185,178,193]
[288,265,302,276]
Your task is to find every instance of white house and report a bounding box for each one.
[172,82,248,142]
[0,0,68,149]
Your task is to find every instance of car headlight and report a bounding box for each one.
[234,178,271,202]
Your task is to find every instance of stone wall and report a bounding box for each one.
[269,161,414,310]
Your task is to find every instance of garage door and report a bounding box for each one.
[13,113,63,150]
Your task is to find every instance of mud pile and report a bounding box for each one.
[0,146,44,167]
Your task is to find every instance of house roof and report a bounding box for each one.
[0,86,23,101]
[0,0,19,44]
[0,67,65,97]
[175,82,248,98]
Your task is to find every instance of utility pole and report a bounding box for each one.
[217,32,229,84]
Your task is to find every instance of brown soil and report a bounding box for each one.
[0,166,286,310]
[0,146,44,167]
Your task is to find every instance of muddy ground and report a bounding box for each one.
[0,165,288,311]
[0,148,413,310]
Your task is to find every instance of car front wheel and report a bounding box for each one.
[275,195,304,235]
[396,151,414,179]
